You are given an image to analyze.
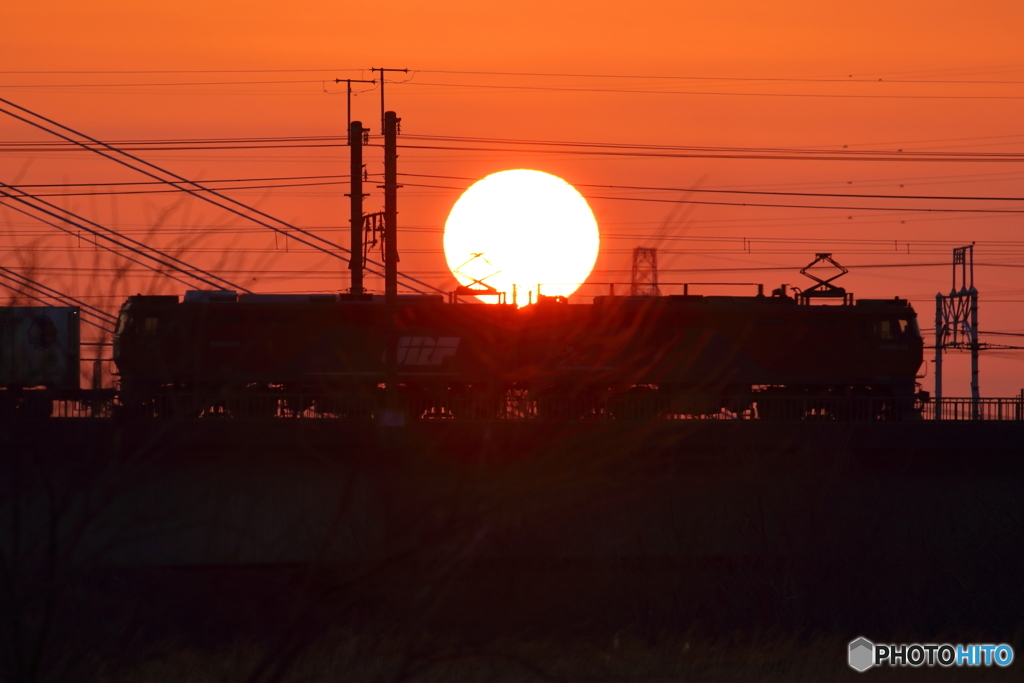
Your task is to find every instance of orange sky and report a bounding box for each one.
[2,1,1024,394]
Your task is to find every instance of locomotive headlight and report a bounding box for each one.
[443,169,600,304]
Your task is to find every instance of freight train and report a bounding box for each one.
[0,306,82,417]
[108,261,926,420]
[0,257,926,420]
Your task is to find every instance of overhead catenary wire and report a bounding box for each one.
[397,133,1024,157]
[412,66,1024,86]
[0,96,443,295]
[396,142,1024,164]
[7,131,1024,162]
[0,202,203,293]
[397,181,1024,215]
[399,79,1024,101]
[0,278,115,334]
[5,171,1024,205]
[6,179,350,198]
[0,266,117,323]
[0,184,248,292]
[5,172,360,188]
[397,172,1024,203]
[5,65,1024,84]
[7,69,1024,89]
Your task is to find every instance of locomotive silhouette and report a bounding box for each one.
[112,255,925,420]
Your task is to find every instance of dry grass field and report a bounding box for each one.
[100,628,1022,683]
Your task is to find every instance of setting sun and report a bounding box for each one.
[443,170,600,304]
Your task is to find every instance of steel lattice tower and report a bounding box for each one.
[630,247,661,296]
[935,244,980,418]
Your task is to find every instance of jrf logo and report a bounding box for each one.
[396,337,460,366]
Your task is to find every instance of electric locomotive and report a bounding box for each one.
[518,288,923,419]
[113,290,517,416]
[112,256,925,420]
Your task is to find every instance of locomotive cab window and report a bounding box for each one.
[877,321,893,339]
[142,317,158,335]
[876,319,917,340]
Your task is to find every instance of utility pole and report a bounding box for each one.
[382,111,400,303]
[370,68,408,134]
[333,76,374,294]
[347,120,367,294]
[381,110,402,425]
[333,78,376,144]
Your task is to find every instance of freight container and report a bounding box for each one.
[0,306,80,390]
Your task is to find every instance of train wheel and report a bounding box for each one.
[612,386,666,420]
[755,395,802,422]
[579,392,614,419]
[156,393,205,418]
[282,395,312,418]
[224,387,280,419]
[536,393,572,421]
[22,392,53,419]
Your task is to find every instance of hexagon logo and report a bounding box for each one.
[849,637,875,672]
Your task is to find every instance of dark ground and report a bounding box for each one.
[1,417,1022,681]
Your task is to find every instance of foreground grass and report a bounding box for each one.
[100,629,1021,683]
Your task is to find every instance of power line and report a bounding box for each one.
[0,96,443,295]
[9,179,348,198]
[11,174,1024,205]
[0,79,330,88]
[0,172,352,187]
[16,138,1021,163]
[0,191,243,292]
[0,278,115,333]
[8,132,1024,162]
[396,181,1024,214]
[416,68,1024,85]
[584,193,1024,215]
[399,172,1024,203]
[8,131,1024,153]
[0,69,363,74]
[396,142,1024,164]
[399,133,1024,157]
[401,79,1024,100]
[9,171,1024,202]
[5,66,1024,85]
[0,267,117,323]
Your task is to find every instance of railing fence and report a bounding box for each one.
[5,393,1022,422]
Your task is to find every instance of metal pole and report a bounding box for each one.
[971,289,980,419]
[383,111,399,302]
[348,120,364,294]
[383,111,401,423]
[332,78,375,145]
[370,68,407,138]
[935,292,943,420]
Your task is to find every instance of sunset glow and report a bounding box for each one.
[3,1,1024,394]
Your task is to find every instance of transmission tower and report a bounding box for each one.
[935,244,979,418]
[630,247,661,296]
